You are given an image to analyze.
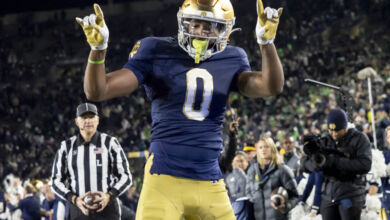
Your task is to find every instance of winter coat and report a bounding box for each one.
[225,168,247,201]
[246,163,299,220]
[284,152,300,178]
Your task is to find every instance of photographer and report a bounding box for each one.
[301,109,372,220]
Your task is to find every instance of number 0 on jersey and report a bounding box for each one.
[183,68,214,121]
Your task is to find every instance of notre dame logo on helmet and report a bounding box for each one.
[129,41,141,58]
[329,123,336,130]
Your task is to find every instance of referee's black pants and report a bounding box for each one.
[320,197,364,220]
[69,199,120,220]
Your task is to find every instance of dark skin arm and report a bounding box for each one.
[238,44,284,98]
[84,50,139,101]
[85,41,283,101]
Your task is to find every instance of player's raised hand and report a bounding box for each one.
[256,0,283,45]
[76,4,109,50]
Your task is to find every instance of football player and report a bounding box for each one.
[76,0,283,219]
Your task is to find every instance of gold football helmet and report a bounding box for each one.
[177,0,235,63]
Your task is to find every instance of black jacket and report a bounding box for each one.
[301,128,372,202]
[219,131,237,174]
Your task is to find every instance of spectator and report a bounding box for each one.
[246,136,299,220]
[281,137,300,178]
[225,151,249,220]
[220,116,241,174]
[243,145,257,164]
[226,152,249,201]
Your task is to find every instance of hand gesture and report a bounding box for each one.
[256,0,283,45]
[229,116,240,133]
[76,4,109,50]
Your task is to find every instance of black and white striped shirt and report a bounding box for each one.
[51,131,132,201]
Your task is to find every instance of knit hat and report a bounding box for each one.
[327,109,348,131]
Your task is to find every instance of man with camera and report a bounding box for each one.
[300,109,372,220]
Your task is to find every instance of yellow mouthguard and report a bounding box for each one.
[192,39,207,64]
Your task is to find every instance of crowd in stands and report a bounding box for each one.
[1,0,390,203]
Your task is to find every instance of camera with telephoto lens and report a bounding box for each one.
[302,134,345,167]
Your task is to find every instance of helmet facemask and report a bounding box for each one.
[177,0,235,63]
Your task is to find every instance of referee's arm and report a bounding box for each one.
[108,138,132,198]
[51,141,73,201]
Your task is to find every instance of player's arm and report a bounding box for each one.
[85,50,138,101]
[76,4,139,102]
[238,44,283,98]
[237,0,284,98]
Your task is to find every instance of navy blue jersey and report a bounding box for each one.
[8,194,41,220]
[124,37,250,180]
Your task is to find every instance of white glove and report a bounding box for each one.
[256,0,283,45]
[76,4,109,50]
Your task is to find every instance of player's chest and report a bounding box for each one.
[150,59,238,93]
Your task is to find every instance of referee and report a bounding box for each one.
[51,103,132,220]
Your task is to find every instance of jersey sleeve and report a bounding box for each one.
[123,37,155,85]
[230,47,251,92]
[236,47,251,73]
